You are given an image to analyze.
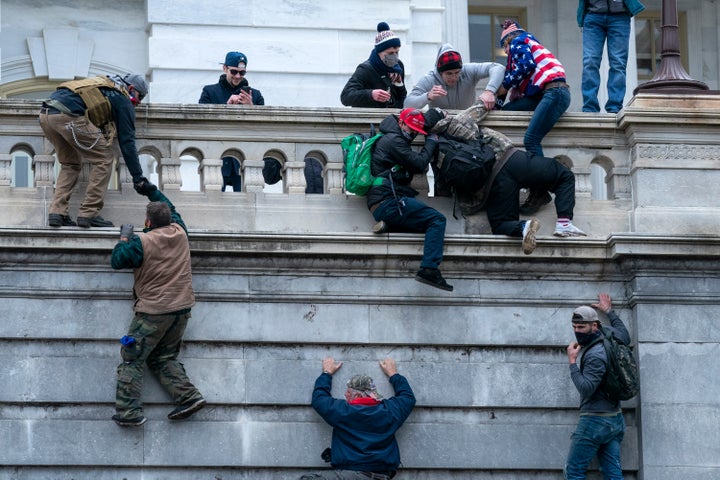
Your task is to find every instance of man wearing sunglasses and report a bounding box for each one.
[40,72,155,228]
[199,51,265,106]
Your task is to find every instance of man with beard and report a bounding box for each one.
[565,293,631,479]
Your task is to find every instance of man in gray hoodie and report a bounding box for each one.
[404,44,504,111]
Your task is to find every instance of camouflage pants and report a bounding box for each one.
[115,309,203,419]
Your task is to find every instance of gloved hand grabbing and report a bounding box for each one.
[120,224,135,240]
[133,177,157,196]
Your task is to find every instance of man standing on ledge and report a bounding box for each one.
[301,357,416,480]
[565,293,631,478]
[40,73,155,228]
[110,184,205,427]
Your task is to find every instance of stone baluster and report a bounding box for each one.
[285,160,306,194]
[159,157,182,190]
[32,154,56,187]
[0,154,13,187]
[326,161,344,195]
[199,158,224,192]
[243,159,266,193]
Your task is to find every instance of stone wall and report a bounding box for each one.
[0,98,719,479]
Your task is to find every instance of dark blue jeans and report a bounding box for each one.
[486,151,575,236]
[372,196,446,270]
[581,13,632,113]
[565,413,625,479]
[501,86,570,157]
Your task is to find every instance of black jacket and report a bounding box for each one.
[340,60,407,109]
[199,75,265,105]
[366,115,437,208]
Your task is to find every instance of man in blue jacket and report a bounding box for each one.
[565,293,631,478]
[302,357,416,479]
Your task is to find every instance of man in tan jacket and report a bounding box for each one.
[110,185,205,426]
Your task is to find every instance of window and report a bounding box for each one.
[11,151,33,187]
[635,10,688,80]
[468,8,525,64]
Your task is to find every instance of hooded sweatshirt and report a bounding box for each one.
[404,44,504,110]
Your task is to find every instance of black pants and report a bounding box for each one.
[486,150,575,236]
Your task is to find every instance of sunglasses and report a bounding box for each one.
[228,68,247,76]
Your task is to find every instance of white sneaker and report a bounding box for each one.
[522,218,540,255]
[553,222,587,237]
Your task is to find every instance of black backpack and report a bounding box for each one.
[581,326,640,401]
[434,136,496,194]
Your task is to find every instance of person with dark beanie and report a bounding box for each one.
[340,22,407,108]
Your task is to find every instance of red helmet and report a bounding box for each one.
[399,108,427,135]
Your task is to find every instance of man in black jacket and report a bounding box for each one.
[199,51,265,106]
[40,73,155,228]
[367,108,452,292]
[340,22,406,109]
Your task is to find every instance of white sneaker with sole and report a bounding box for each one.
[553,222,587,237]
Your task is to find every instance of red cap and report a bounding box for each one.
[399,108,428,135]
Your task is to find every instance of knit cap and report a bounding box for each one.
[375,22,401,53]
[500,20,524,46]
[437,50,463,73]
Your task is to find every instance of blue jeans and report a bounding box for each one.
[501,86,570,157]
[372,196,446,270]
[565,413,625,479]
[581,13,631,113]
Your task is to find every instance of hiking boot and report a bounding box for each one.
[48,214,77,227]
[112,414,147,427]
[77,216,114,228]
[372,221,389,234]
[519,190,552,215]
[167,398,206,420]
[553,222,587,238]
[415,267,454,292]
[522,218,540,255]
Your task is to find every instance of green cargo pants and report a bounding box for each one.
[115,309,203,420]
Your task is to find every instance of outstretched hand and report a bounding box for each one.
[592,293,612,313]
[133,177,157,196]
[379,358,397,377]
[322,357,343,376]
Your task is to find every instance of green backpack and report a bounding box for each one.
[341,127,383,195]
[581,326,640,401]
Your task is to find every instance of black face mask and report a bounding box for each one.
[575,330,601,346]
[401,129,417,142]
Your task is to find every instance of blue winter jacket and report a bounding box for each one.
[311,372,416,474]
[577,0,645,27]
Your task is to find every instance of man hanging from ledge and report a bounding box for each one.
[110,184,205,427]
[301,357,416,480]
[423,104,586,255]
[39,73,156,228]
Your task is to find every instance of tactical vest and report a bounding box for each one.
[58,76,128,126]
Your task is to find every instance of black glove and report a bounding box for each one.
[133,177,157,196]
[120,224,134,239]
[423,107,446,131]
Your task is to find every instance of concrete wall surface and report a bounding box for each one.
[0,97,719,479]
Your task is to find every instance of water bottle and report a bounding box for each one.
[120,335,141,362]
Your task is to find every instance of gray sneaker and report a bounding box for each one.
[372,221,389,234]
[522,218,540,255]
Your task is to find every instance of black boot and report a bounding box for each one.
[415,267,454,292]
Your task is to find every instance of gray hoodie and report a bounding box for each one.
[404,44,504,110]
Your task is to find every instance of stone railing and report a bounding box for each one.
[1,95,719,236]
